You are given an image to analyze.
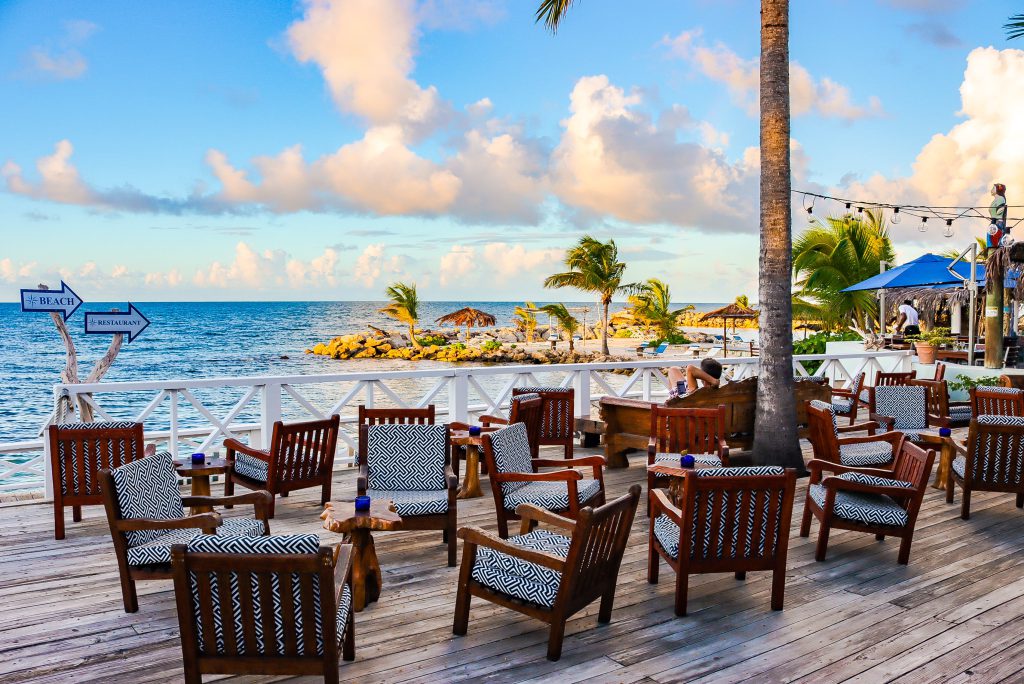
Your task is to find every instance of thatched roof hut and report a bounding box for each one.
[435,307,497,341]
[699,303,758,357]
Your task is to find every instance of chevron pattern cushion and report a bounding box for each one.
[233,453,269,481]
[503,479,602,512]
[958,415,1024,485]
[55,421,141,493]
[366,424,447,491]
[810,399,839,435]
[952,456,967,479]
[185,534,329,655]
[654,453,723,467]
[982,387,1024,395]
[839,471,914,490]
[336,583,353,646]
[874,385,927,431]
[859,389,871,404]
[832,397,854,415]
[517,386,572,439]
[839,441,894,467]
[808,484,909,526]
[126,517,265,565]
[471,529,569,608]
[489,423,535,493]
[111,452,185,548]
[366,489,448,516]
[653,514,682,559]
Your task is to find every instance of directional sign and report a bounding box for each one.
[20,281,83,320]
[84,303,151,343]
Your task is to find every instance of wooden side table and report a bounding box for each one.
[917,434,957,489]
[647,463,715,507]
[450,431,485,499]
[174,458,228,514]
[321,500,402,612]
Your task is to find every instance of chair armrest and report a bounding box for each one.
[832,388,854,398]
[719,441,730,462]
[516,504,576,532]
[457,526,566,571]
[116,512,222,531]
[357,464,368,494]
[647,438,658,460]
[952,440,968,457]
[445,464,458,490]
[821,475,917,499]
[491,470,582,483]
[869,413,895,430]
[808,459,897,479]
[448,421,471,432]
[479,414,509,427]
[332,543,354,599]
[837,420,880,434]
[838,431,903,447]
[649,489,683,525]
[223,438,270,462]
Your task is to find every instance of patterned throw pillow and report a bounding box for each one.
[366,423,447,491]
[111,452,184,548]
[874,385,927,431]
[809,399,838,436]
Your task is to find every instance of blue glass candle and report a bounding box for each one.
[355,495,371,512]
[191,452,205,464]
[680,454,696,469]
[468,425,482,436]
[939,427,952,438]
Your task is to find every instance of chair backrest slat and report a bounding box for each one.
[512,387,574,444]
[509,395,543,458]
[50,421,145,500]
[650,405,726,457]
[269,416,339,485]
[358,405,436,425]
[561,486,640,606]
[971,387,1024,418]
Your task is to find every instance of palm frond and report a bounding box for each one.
[1006,14,1024,40]
[535,0,577,33]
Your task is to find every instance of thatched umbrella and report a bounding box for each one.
[699,303,758,357]
[435,307,497,342]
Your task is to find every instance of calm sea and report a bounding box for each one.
[0,300,728,449]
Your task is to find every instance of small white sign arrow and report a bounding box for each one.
[20,281,83,320]
[84,303,151,343]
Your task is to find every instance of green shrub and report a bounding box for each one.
[793,330,863,373]
[481,340,502,351]
[449,342,467,351]
[613,328,635,338]
[649,332,693,346]
[417,334,448,347]
[948,375,1000,393]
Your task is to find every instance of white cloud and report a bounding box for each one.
[664,29,884,121]
[351,243,418,288]
[444,129,545,224]
[439,245,476,286]
[438,242,564,287]
[23,20,99,81]
[3,140,95,205]
[0,258,37,283]
[193,242,342,289]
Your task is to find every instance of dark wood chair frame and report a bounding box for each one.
[358,405,435,425]
[647,469,797,616]
[48,421,147,540]
[830,371,865,426]
[512,387,575,459]
[171,543,354,683]
[970,387,1024,418]
[908,378,970,428]
[357,423,458,566]
[449,395,543,477]
[947,419,1024,520]
[800,441,935,564]
[481,429,606,539]
[99,468,271,613]
[806,401,901,468]
[646,405,729,512]
[453,485,641,661]
[224,415,340,518]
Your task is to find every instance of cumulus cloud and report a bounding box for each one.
[351,243,419,288]
[438,242,564,287]
[23,19,99,81]
[0,258,37,283]
[193,242,342,289]
[664,29,884,121]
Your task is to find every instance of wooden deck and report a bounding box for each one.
[5,438,1024,683]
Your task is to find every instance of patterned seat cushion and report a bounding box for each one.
[654,453,723,467]
[127,517,265,565]
[503,479,602,512]
[55,421,141,493]
[839,471,914,490]
[832,397,854,414]
[874,385,928,433]
[838,441,894,467]
[366,489,448,516]
[186,534,329,655]
[952,455,967,479]
[366,424,448,491]
[489,423,536,494]
[808,484,909,526]
[111,452,186,548]
[233,453,269,481]
[472,529,570,608]
[949,406,972,420]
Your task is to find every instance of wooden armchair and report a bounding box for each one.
[171,534,354,683]
[970,386,1024,418]
[860,370,917,411]
[224,415,340,518]
[947,416,1024,519]
[800,440,935,564]
[806,400,902,468]
[647,405,729,512]
[358,423,457,566]
[482,422,606,538]
[453,485,641,661]
[513,386,575,458]
[648,466,796,616]
[911,378,971,428]
[48,420,147,539]
[358,405,435,425]
[100,452,271,612]
[449,393,543,477]
[830,371,865,425]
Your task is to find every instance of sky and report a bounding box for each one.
[0,0,1021,303]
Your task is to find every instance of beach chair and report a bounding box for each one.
[830,372,865,426]
[512,386,575,459]
[643,342,669,358]
[646,405,729,513]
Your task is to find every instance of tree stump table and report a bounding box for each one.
[321,500,402,612]
[174,457,228,515]
[450,431,485,499]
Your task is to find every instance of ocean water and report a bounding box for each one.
[0,300,729,448]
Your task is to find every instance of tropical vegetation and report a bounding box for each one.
[539,303,580,351]
[379,282,422,349]
[792,210,896,334]
[1007,13,1024,39]
[544,235,636,356]
[513,301,539,342]
[629,278,692,341]
[792,330,863,373]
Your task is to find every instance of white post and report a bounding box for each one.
[452,372,469,423]
[169,390,180,458]
[43,385,61,500]
[259,382,281,449]
[642,368,653,401]
[574,369,591,419]
[968,243,978,366]
[951,301,962,335]
[879,260,889,335]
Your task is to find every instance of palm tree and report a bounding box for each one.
[631,278,689,341]
[513,301,539,342]
[540,303,580,351]
[735,294,751,308]
[536,0,799,468]
[1007,14,1024,39]
[379,282,422,349]
[792,210,896,333]
[544,235,636,355]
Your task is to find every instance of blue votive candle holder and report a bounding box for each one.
[355,495,371,512]
[939,427,952,438]
[468,425,482,437]
[680,454,696,469]
[191,452,205,464]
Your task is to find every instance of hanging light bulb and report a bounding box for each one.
[919,216,928,232]
[803,195,814,217]
[944,219,954,238]
[891,206,901,224]
[845,202,852,211]
[857,206,864,214]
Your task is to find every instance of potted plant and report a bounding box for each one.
[909,327,953,365]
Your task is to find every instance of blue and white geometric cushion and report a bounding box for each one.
[126,517,265,565]
[874,385,928,432]
[838,441,894,467]
[365,423,447,491]
[111,452,186,548]
[502,479,602,512]
[837,471,915,490]
[859,389,871,404]
[516,386,572,439]
[961,415,1024,485]
[55,421,141,493]
[832,396,854,415]
[980,386,1024,395]
[366,489,448,516]
[809,400,839,436]
[489,423,535,494]
[472,529,570,608]
[952,455,968,479]
[233,453,270,481]
[185,534,325,655]
[949,405,973,421]
[653,453,723,467]
[808,483,909,526]
[335,583,353,646]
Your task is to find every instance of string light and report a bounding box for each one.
[891,206,901,224]
[857,206,864,214]
[919,216,928,232]
[792,190,1024,231]
[845,202,852,210]
[944,219,954,238]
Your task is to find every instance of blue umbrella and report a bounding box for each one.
[841,253,985,292]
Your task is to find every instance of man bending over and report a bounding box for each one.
[668,358,722,398]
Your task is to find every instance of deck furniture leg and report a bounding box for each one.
[189,474,212,515]
[119,574,139,614]
[932,439,954,489]
[453,545,475,636]
[735,571,746,580]
[72,505,82,522]
[898,535,913,565]
[961,489,971,520]
[875,533,885,541]
[598,588,615,623]
[946,469,955,503]
[547,618,566,661]
[54,500,65,540]
[815,524,831,562]
[348,528,382,611]
[458,446,483,499]
[342,608,356,661]
[799,500,812,537]
[1017,493,1023,509]
[647,540,659,584]
[674,570,689,616]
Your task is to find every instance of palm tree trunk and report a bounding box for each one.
[753,0,802,471]
[601,298,610,355]
[409,323,422,349]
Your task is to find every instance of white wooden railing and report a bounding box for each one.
[0,350,912,497]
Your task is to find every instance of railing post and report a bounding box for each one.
[574,369,591,419]
[42,386,61,500]
[169,390,180,458]
[642,368,653,401]
[452,372,469,423]
[259,382,281,449]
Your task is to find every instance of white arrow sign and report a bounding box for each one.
[20,281,83,320]
[84,303,151,343]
